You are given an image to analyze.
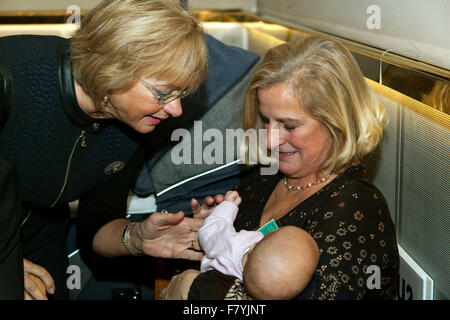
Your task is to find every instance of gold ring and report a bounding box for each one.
[191,240,195,249]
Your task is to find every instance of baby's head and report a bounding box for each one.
[242,226,319,300]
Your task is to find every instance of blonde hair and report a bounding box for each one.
[71,0,208,109]
[243,36,386,174]
[422,80,450,114]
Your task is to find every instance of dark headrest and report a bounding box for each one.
[0,63,11,133]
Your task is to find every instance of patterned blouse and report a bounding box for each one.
[189,165,399,300]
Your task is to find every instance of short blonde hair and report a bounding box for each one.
[71,0,208,109]
[243,36,386,174]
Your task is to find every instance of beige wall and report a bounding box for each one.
[190,0,256,11]
[0,0,256,11]
[0,0,100,11]
[258,0,450,70]
[1,0,447,69]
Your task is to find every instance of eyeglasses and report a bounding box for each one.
[141,80,189,105]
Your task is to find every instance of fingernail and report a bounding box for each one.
[49,287,55,294]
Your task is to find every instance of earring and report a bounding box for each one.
[103,95,109,106]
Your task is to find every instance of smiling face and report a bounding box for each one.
[105,79,184,134]
[258,83,332,183]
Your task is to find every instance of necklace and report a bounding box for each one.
[283,172,335,191]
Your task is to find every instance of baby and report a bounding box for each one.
[199,190,320,300]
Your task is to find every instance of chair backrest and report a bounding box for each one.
[0,63,11,132]
[365,78,450,299]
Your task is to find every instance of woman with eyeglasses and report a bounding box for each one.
[0,0,207,299]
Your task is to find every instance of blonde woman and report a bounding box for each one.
[0,0,207,299]
[163,37,399,300]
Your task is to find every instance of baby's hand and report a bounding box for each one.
[224,191,241,206]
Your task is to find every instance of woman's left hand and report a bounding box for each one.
[132,211,204,261]
[23,258,55,300]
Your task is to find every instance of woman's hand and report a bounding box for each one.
[191,194,224,220]
[23,258,55,300]
[131,211,204,261]
[159,269,200,300]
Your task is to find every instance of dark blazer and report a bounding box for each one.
[0,62,23,299]
[0,158,24,299]
[0,35,144,210]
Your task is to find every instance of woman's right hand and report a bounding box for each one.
[23,258,55,300]
[132,211,204,260]
[159,269,200,300]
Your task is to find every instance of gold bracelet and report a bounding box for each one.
[121,223,142,256]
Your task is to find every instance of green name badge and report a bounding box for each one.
[258,219,279,236]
